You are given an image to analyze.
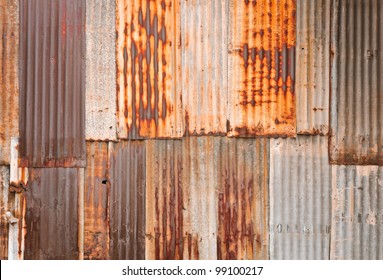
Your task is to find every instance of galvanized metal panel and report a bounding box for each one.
[181,0,228,136]
[146,140,184,259]
[217,137,269,260]
[24,168,81,260]
[0,0,19,165]
[270,136,331,260]
[85,0,117,141]
[331,166,383,260]
[116,0,183,139]
[84,142,109,259]
[330,0,383,165]
[296,0,330,135]
[0,166,9,259]
[19,0,86,167]
[227,0,296,137]
[109,141,146,259]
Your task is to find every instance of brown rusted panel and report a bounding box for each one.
[19,0,86,167]
[116,0,183,139]
[84,142,109,260]
[0,166,9,259]
[217,138,269,259]
[109,141,146,259]
[146,140,184,259]
[24,168,80,260]
[227,0,296,137]
[330,0,383,165]
[0,0,19,165]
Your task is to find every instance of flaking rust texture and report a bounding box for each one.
[84,142,110,260]
[228,0,296,137]
[0,0,19,165]
[116,0,183,139]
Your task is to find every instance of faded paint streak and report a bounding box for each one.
[0,167,9,259]
[116,0,182,139]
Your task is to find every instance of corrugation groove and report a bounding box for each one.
[217,138,269,260]
[116,0,183,139]
[84,142,109,260]
[228,0,296,137]
[109,141,146,260]
[24,168,79,260]
[146,140,184,259]
[331,166,383,260]
[0,166,9,259]
[0,0,19,165]
[85,0,117,141]
[330,0,383,165]
[270,136,331,260]
[181,0,228,136]
[296,0,330,135]
[19,0,86,167]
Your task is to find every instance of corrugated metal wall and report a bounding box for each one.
[1,0,382,260]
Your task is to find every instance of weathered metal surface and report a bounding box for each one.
[227,0,296,137]
[0,166,9,259]
[85,0,117,141]
[116,0,183,139]
[109,141,146,259]
[0,0,19,165]
[23,168,81,260]
[84,142,110,259]
[217,137,269,260]
[270,136,331,260]
[146,140,183,259]
[330,0,383,165]
[19,0,86,167]
[296,0,330,135]
[181,0,228,136]
[331,166,383,260]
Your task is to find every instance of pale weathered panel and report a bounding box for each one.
[270,136,331,259]
[296,0,330,135]
[85,0,117,140]
[116,0,183,139]
[181,0,228,136]
[0,166,9,259]
[0,0,19,164]
[331,166,383,260]
[228,0,296,137]
[330,0,383,165]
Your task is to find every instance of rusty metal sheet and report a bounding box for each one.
[85,0,117,141]
[19,0,86,167]
[0,0,19,165]
[109,141,146,259]
[0,166,9,259]
[84,142,110,259]
[331,166,383,260]
[181,0,228,136]
[296,0,330,135]
[270,136,331,259]
[227,0,296,137]
[146,140,183,259]
[116,0,183,139]
[23,168,81,260]
[330,0,383,165]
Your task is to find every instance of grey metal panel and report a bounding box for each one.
[330,0,383,165]
[109,141,146,260]
[296,0,330,135]
[331,165,383,260]
[0,166,9,259]
[19,0,86,167]
[85,0,117,141]
[24,168,81,260]
[181,0,228,136]
[270,136,331,260]
[0,0,19,165]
